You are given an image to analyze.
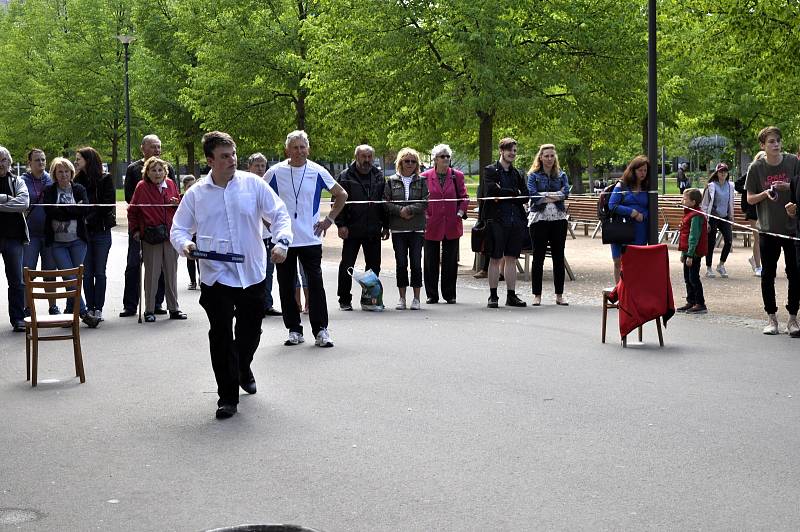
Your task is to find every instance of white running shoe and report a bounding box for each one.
[763,315,780,335]
[705,266,716,278]
[787,316,800,336]
[410,298,421,310]
[748,256,757,272]
[315,328,334,347]
[395,298,406,310]
[285,331,305,346]
[716,263,728,278]
[754,267,762,277]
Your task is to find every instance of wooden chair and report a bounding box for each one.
[602,287,663,347]
[23,266,86,387]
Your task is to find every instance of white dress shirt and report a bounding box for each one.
[171,170,292,288]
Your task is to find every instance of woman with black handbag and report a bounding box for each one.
[128,157,186,322]
[609,155,651,283]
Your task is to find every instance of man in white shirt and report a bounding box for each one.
[171,131,292,420]
[265,130,348,348]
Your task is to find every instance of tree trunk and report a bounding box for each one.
[296,90,306,131]
[111,135,121,189]
[185,141,197,178]
[586,142,594,193]
[477,110,494,178]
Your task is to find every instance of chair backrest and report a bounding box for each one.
[23,266,84,320]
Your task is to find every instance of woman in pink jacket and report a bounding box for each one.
[420,144,469,304]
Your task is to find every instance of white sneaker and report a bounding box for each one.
[754,267,762,277]
[315,328,334,347]
[284,331,305,346]
[748,256,757,272]
[787,316,800,336]
[716,263,728,278]
[410,298,421,310]
[395,298,406,310]
[763,315,780,335]
[705,267,716,278]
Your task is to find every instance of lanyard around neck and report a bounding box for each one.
[290,164,308,219]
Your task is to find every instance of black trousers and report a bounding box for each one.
[337,236,382,304]
[392,232,424,288]
[529,219,568,296]
[706,217,733,267]
[199,280,266,407]
[683,258,704,305]
[122,237,164,311]
[424,238,459,301]
[759,234,799,315]
[276,245,328,336]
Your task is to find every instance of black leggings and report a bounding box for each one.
[706,217,732,267]
[529,219,568,295]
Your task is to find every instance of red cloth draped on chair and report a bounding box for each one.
[609,244,675,338]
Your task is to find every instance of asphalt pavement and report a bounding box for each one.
[1,228,799,531]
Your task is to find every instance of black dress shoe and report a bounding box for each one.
[426,297,439,304]
[12,321,25,333]
[154,307,168,315]
[240,375,257,394]
[264,307,282,317]
[119,308,136,317]
[506,294,527,307]
[169,310,188,320]
[487,296,499,309]
[445,299,456,304]
[215,404,237,419]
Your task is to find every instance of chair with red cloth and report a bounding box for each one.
[601,244,675,347]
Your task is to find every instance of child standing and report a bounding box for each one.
[677,188,709,313]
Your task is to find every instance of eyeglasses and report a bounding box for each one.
[437,154,451,159]
[32,158,46,162]
[402,160,417,164]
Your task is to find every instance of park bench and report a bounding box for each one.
[565,196,600,238]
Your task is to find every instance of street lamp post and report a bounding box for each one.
[117,35,136,185]
[647,0,658,244]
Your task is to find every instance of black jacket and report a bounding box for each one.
[74,172,116,232]
[335,163,387,239]
[43,183,89,246]
[480,162,527,222]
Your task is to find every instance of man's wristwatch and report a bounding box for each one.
[325,215,335,225]
[276,238,290,248]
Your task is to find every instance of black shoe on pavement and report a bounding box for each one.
[687,304,708,314]
[445,299,456,304]
[154,307,168,315]
[12,321,25,332]
[339,302,353,311]
[215,404,237,419]
[119,308,137,317]
[49,306,61,315]
[790,329,800,338]
[506,294,527,307]
[676,303,693,312]
[169,310,188,320]
[264,307,282,317]
[239,371,257,394]
[426,297,439,304]
[487,296,499,309]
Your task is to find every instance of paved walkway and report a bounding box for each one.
[1,218,798,531]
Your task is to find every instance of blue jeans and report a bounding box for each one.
[83,230,112,312]
[23,236,59,312]
[51,239,88,314]
[1,237,25,324]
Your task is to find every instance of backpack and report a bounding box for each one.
[597,180,619,221]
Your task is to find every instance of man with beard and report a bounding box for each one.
[334,144,387,311]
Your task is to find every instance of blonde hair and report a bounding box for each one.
[528,144,561,177]
[142,156,169,183]
[394,147,421,170]
[49,157,75,180]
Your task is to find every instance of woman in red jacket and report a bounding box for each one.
[128,157,187,322]
[420,144,469,304]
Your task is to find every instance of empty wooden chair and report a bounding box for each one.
[23,266,85,387]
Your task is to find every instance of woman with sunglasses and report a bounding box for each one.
[420,144,469,304]
[385,148,429,310]
[701,162,735,278]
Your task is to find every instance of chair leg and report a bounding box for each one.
[656,318,664,347]
[638,326,643,342]
[601,295,608,343]
[31,337,39,387]
[622,335,627,347]
[74,323,85,383]
[26,327,30,381]
[564,258,575,281]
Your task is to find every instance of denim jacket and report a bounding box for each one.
[527,170,570,212]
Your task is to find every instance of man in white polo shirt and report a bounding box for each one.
[171,131,292,420]
[266,130,348,348]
